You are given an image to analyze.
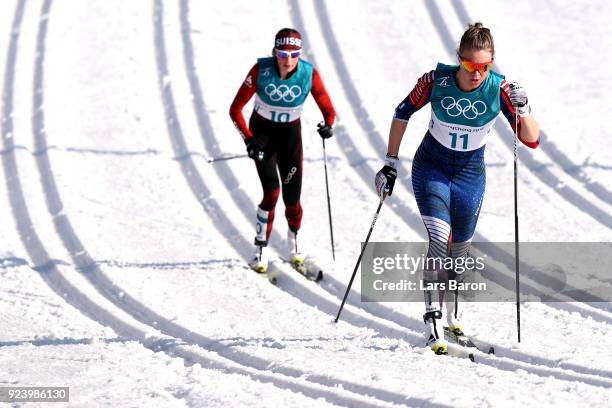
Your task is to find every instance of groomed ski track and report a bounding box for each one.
[179,0,612,386]
[181,0,612,391]
[0,0,451,406]
[1,1,439,407]
[1,0,610,406]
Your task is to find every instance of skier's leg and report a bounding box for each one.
[253,150,280,244]
[248,118,279,272]
[277,122,304,261]
[447,153,486,333]
[412,142,452,353]
[247,157,279,273]
[255,186,279,245]
[421,216,451,353]
[445,240,471,334]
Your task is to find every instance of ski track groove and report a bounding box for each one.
[174,0,612,389]
[0,0,431,406]
[1,0,157,358]
[1,0,158,338]
[421,0,612,229]
[449,0,612,206]
[287,0,612,384]
[308,0,610,310]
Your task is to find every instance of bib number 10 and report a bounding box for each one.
[270,110,290,123]
[449,132,469,150]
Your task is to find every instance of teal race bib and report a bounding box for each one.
[254,57,312,123]
[429,63,503,151]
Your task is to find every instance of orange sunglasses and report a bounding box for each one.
[459,57,494,74]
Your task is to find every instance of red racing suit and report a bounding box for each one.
[229,60,335,239]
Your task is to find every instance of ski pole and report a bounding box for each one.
[207,154,248,163]
[334,198,384,323]
[513,110,521,343]
[321,138,335,260]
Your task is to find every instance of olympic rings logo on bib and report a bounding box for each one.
[264,84,302,103]
[441,96,487,119]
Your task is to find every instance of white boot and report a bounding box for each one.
[423,273,447,355]
[446,288,464,336]
[424,310,448,355]
[287,229,306,270]
[249,244,269,274]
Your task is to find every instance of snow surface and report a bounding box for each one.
[0,0,610,407]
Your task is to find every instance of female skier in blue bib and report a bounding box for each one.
[230,28,336,274]
[375,23,540,354]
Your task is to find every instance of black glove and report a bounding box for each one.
[375,155,398,198]
[317,122,333,139]
[245,138,265,162]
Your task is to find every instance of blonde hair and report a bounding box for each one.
[458,22,494,57]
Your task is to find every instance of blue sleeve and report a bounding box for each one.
[393,70,435,122]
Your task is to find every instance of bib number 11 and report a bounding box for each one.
[449,132,469,150]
